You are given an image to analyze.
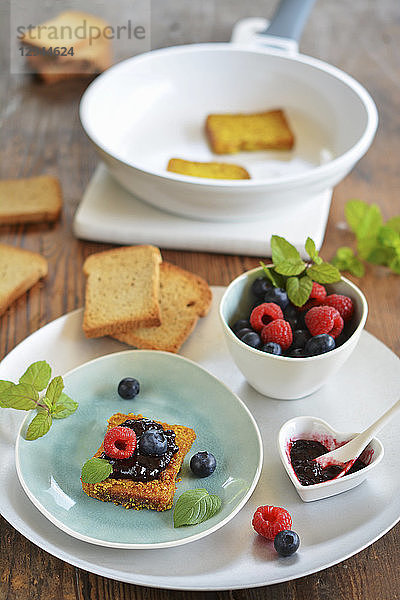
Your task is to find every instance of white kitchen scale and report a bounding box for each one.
[73,163,332,257]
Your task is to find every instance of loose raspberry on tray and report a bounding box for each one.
[252,505,293,540]
[323,294,354,321]
[305,306,344,339]
[261,319,293,350]
[250,302,283,332]
[103,426,137,459]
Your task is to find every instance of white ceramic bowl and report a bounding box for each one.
[278,416,384,501]
[219,266,368,400]
[79,43,377,221]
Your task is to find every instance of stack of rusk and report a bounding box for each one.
[82,245,212,353]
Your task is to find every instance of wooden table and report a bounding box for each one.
[1,0,399,598]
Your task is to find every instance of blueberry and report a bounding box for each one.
[261,342,282,355]
[304,334,335,356]
[286,315,299,331]
[118,377,140,399]
[190,451,217,477]
[284,304,298,320]
[251,276,271,298]
[274,530,300,557]
[139,430,167,456]
[288,347,306,358]
[291,329,311,349]
[232,319,251,334]
[263,287,289,310]
[236,327,253,340]
[241,331,261,349]
[251,299,265,311]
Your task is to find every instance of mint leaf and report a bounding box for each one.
[389,255,400,274]
[51,392,78,419]
[356,204,383,240]
[45,376,64,407]
[286,275,313,307]
[260,261,284,288]
[19,361,51,392]
[377,226,400,248]
[0,381,15,408]
[3,382,38,410]
[173,489,222,527]
[305,236,316,259]
[275,258,306,277]
[357,236,379,260]
[1,361,78,440]
[307,262,341,284]
[81,458,113,484]
[25,412,52,440]
[386,216,400,234]
[367,247,394,266]
[348,257,365,277]
[271,235,301,266]
[304,236,322,264]
[345,200,369,234]
[335,246,355,262]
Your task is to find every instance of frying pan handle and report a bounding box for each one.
[263,0,317,43]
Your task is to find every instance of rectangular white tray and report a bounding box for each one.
[73,164,332,257]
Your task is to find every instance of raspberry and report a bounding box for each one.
[103,426,137,459]
[252,505,292,540]
[250,302,283,332]
[297,298,321,312]
[305,306,344,339]
[323,294,354,321]
[309,282,327,302]
[261,319,293,350]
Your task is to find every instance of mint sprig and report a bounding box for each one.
[331,200,400,276]
[0,360,78,440]
[173,488,222,527]
[81,457,113,484]
[261,235,341,307]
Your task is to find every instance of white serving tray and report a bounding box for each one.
[0,287,399,590]
[73,164,332,257]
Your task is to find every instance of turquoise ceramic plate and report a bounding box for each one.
[15,350,262,549]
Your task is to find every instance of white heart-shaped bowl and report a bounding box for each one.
[278,415,384,502]
[219,267,368,400]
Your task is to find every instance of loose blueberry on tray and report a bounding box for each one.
[274,530,300,557]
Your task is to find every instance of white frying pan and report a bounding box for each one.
[79,0,378,222]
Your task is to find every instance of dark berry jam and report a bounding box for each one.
[100,418,178,482]
[290,439,367,486]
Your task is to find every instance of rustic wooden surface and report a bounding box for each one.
[1,0,400,598]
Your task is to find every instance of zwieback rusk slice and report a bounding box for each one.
[112,262,212,353]
[82,245,162,338]
[0,244,48,315]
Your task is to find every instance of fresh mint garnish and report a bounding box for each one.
[173,488,222,528]
[307,262,343,284]
[261,235,341,307]
[286,275,313,307]
[81,457,113,484]
[26,412,52,441]
[51,393,78,419]
[0,360,78,440]
[19,360,51,391]
[331,200,400,276]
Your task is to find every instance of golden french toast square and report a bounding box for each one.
[205,109,295,154]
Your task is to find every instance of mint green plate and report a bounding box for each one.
[15,350,262,549]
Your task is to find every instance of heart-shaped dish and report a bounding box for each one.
[278,415,384,502]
